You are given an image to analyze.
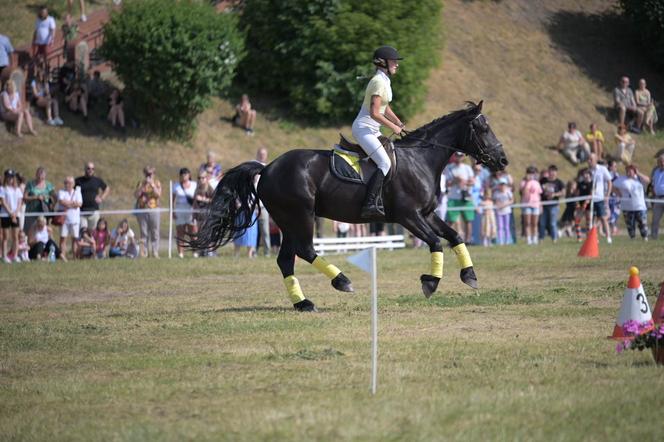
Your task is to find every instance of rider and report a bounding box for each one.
[352,45,405,218]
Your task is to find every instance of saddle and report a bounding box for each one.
[330,134,397,184]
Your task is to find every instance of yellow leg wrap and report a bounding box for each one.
[283,276,306,304]
[430,251,444,278]
[452,244,473,269]
[312,256,342,280]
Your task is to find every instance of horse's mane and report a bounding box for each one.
[397,101,480,146]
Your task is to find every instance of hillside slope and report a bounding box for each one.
[1,0,662,212]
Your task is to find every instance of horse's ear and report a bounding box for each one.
[477,100,483,112]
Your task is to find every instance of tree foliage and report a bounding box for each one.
[620,0,664,69]
[238,0,443,124]
[102,0,245,139]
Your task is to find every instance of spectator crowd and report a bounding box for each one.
[1,6,663,262]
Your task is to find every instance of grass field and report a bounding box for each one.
[2,238,664,441]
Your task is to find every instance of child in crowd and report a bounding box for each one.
[92,218,109,258]
[520,166,543,245]
[574,168,593,241]
[559,180,578,237]
[109,219,137,258]
[493,178,513,245]
[480,188,496,247]
[77,227,96,259]
[17,231,30,262]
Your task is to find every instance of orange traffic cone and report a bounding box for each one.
[652,282,664,325]
[578,226,599,258]
[610,267,653,339]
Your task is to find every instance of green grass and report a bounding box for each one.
[1,237,663,441]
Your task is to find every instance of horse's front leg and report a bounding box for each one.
[397,212,445,298]
[425,212,478,289]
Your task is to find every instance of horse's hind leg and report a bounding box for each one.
[426,213,478,289]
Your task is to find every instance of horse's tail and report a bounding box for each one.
[187,161,265,251]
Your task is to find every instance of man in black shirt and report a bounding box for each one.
[539,164,565,242]
[75,161,110,229]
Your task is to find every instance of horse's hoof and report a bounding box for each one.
[331,273,354,293]
[460,267,478,289]
[294,299,318,312]
[420,274,441,298]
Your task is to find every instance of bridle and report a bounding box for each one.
[397,113,498,166]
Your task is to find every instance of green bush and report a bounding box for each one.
[102,0,245,139]
[620,0,664,69]
[238,0,443,124]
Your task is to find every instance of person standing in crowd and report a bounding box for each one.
[470,162,488,246]
[520,166,542,245]
[613,76,643,132]
[445,152,475,243]
[67,0,87,22]
[23,167,56,234]
[574,168,593,241]
[32,6,56,61]
[75,162,110,230]
[199,151,223,189]
[613,165,650,240]
[588,153,613,244]
[651,152,664,239]
[607,160,621,236]
[1,169,24,263]
[27,216,61,261]
[192,171,214,256]
[56,176,82,260]
[254,147,271,256]
[493,178,513,245]
[0,33,14,74]
[134,166,162,258]
[559,180,578,238]
[1,80,37,137]
[539,164,565,242]
[435,172,447,222]
[585,123,605,160]
[480,188,496,247]
[172,167,197,258]
[92,218,110,259]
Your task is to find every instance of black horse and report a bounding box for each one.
[190,101,508,311]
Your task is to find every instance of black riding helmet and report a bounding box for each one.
[373,46,403,69]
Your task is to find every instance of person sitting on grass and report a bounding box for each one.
[556,122,589,165]
[31,67,63,126]
[107,88,125,131]
[234,93,257,135]
[109,218,137,258]
[635,78,657,135]
[1,80,37,137]
[27,215,62,261]
[65,80,88,121]
[614,124,636,165]
[614,76,642,132]
[76,226,96,259]
[585,123,604,159]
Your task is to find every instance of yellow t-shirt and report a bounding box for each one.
[362,71,392,114]
[585,130,604,143]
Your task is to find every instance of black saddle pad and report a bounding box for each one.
[330,149,364,184]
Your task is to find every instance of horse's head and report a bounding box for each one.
[462,101,508,172]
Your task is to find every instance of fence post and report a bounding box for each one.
[168,180,173,259]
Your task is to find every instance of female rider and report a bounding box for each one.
[352,46,405,218]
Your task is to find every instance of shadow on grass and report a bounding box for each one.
[546,9,664,101]
[393,288,551,308]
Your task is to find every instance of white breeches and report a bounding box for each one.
[351,124,391,175]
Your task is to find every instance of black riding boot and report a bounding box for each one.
[361,170,386,218]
